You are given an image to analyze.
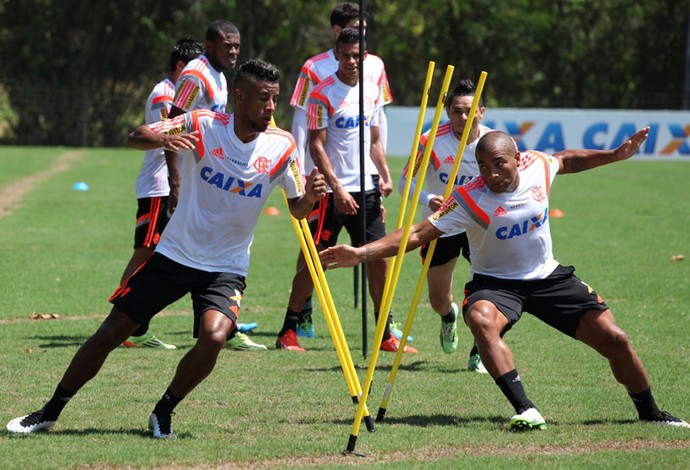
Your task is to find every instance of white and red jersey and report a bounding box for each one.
[145,110,303,276]
[290,49,393,111]
[135,78,175,198]
[172,55,228,113]
[401,123,492,222]
[429,151,560,280]
[307,73,380,192]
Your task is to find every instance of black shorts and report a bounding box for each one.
[310,190,386,248]
[110,253,245,332]
[133,197,169,249]
[461,264,608,338]
[420,232,470,267]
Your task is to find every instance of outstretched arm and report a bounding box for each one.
[127,124,199,152]
[555,127,649,174]
[319,219,443,268]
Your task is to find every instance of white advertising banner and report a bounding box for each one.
[385,107,690,161]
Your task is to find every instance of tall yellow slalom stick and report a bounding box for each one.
[273,118,373,429]
[376,72,488,423]
[281,191,375,432]
[381,61,435,306]
[344,65,456,455]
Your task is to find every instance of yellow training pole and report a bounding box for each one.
[376,72,488,422]
[281,192,375,431]
[344,65,455,455]
[381,61,435,307]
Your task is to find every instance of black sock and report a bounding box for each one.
[376,311,391,340]
[469,343,479,356]
[42,384,75,421]
[131,323,149,337]
[153,388,182,416]
[300,296,313,322]
[630,388,662,420]
[279,308,300,336]
[441,306,456,324]
[495,369,535,414]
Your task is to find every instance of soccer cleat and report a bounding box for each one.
[510,407,547,431]
[149,412,175,439]
[439,302,459,354]
[123,331,176,350]
[227,332,268,351]
[467,353,489,373]
[296,315,315,338]
[276,330,305,351]
[380,334,418,354]
[643,411,690,428]
[237,322,258,333]
[6,409,56,434]
[390,321,414,342]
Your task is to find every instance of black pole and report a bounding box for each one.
[682,6,690,109]
[358,0,368,358]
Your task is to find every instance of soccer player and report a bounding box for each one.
[120,36,204,350]
[398,79,492,370]
[6,59,327,438]
[276,28,409,353]
[288,2,394,339]
[165,18,240,215]
[165,20,262,350]
[320,127,690,430]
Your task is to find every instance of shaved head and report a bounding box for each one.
[476,131,518,159]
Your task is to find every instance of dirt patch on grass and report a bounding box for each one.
[0,150,85,219]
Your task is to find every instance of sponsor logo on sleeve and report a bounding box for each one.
[298,78,310,107]
[288,159,303,192]
[431,198,458,221]
[165,124,187,135]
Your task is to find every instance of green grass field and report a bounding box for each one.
[1,146,689,469]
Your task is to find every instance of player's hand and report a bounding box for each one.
[428,195,444,212]
[167,177,180,216]
[162,131,200,151]
[305,168,327,204]
[614,127,649,162]
[378,174,393,197]
[320,245,360,269]
[334,187,358,215]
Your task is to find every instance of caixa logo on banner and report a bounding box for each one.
[392,108,690,160]
[481,110,690,158]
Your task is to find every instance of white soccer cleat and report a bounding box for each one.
[6,409,56,434]
[467,353,489,373]
[149,412,175,439]
[510,407,547,431]
[646,411,690,429]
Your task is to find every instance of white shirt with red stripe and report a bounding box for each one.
[172,55,227,113]
[401,123,493,222]
[146,110,304,275]
[290,49,393,111]
[135,78,175,198]
[429,151,560,280]
[307,73,380,193]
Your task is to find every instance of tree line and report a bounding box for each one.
[0,0,687,147]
